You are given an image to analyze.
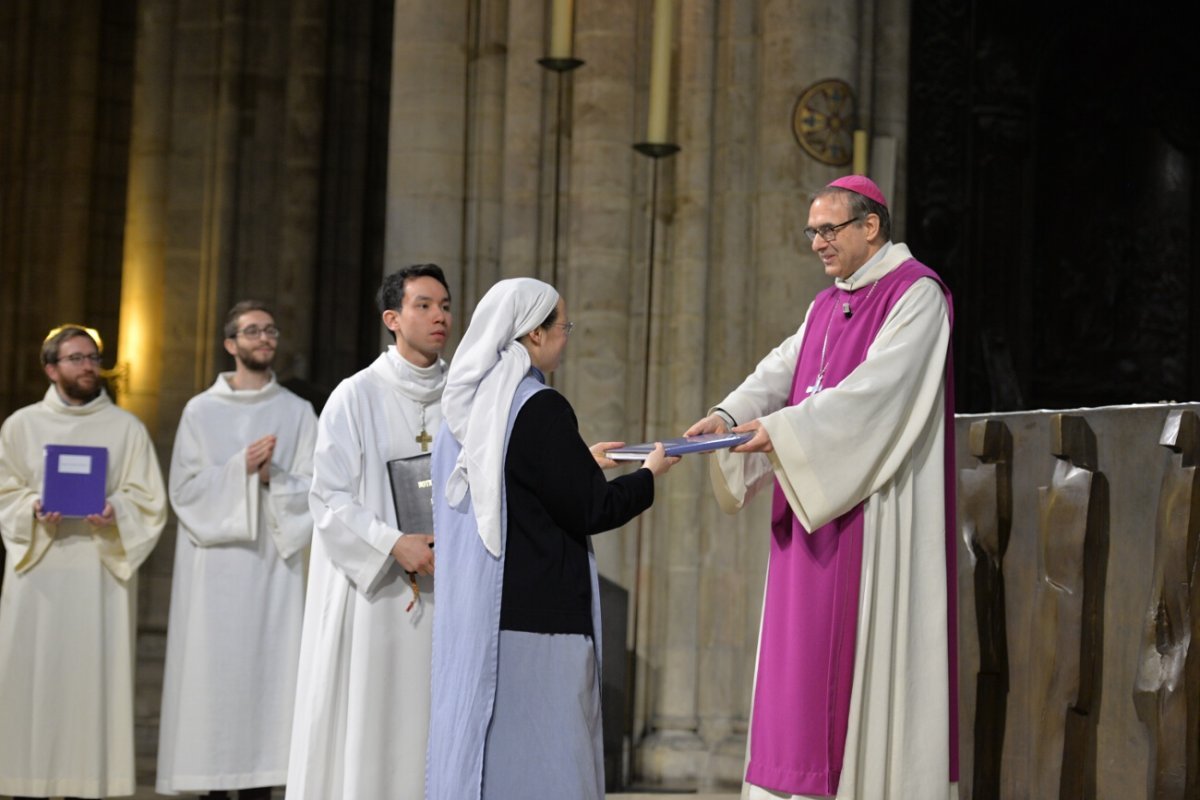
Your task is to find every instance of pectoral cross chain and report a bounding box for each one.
[414,402,433,452]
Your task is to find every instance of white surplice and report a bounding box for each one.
[712,244,958,800]
[286,348,446,800]
[156,374,318,794]
[0,387,167,799]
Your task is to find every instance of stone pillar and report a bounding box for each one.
[119,2,175,777]
[636,0,713,783]
[496,2,554,292]
[132,3,252,783]
[307,0,391,384]
[703,0,768,786]
[561,0,640,576]
[459,0,513,305]
[385,3,470,307]
[119,0,174,439]
[158,1,245,416]
[273,0,327,379]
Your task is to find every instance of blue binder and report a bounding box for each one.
[42,444,108,517]
[604,432,754,461]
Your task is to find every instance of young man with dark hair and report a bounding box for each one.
[287,265,452,800]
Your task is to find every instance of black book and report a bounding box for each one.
[386,453,434,536]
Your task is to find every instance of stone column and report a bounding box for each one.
[306,0,391,383]
[158,1,245,415]
[459,0,513,305]
[119,0,174,438]
[275,0,327,378]
[385,3,469,305]
[701,1,767,785]
[636,0,714,783]
[132,3,248,783]
[560,0,640,575]
[119,5,175,775]
[496,2,554,293]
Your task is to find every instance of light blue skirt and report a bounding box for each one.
[481,630,604,800]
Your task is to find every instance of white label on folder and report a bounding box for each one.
[58,454,93,475]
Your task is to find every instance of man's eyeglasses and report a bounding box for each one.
[803,217,860,243]
[232,325,280,340]
[550,322,576,337]
[54,353,103,366]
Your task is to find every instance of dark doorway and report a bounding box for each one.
[907,2,1200,413]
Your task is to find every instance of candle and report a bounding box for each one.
[646,0,674,143]
[853,129,868,175]
[548,0,575,60]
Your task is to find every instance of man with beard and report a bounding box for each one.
[156,301,318,799]
[0,324,167,799]
[287,264,450,800]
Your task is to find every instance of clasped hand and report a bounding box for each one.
[246,434,276,483]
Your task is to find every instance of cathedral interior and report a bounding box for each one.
[1,0,1197,795]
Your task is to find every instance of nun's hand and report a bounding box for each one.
[590,441,625,470]
[643,443,681,477]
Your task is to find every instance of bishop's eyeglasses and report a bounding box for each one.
[803,216,860,243]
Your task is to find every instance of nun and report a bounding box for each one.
[427,278,677,799]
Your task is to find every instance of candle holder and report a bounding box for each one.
[536,55,584,386]
[632,142,680,159]
[101,361,131,402]
[630,138,679,428]
[537,56,585,73]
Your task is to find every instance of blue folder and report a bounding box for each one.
[605,432,753,461]
[42,444,108,517]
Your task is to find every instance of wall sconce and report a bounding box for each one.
[101,362,131,402]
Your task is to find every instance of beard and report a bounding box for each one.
[59,373,102,404]
[236,343,275,372]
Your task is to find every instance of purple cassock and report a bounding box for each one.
[745,259,959,796]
